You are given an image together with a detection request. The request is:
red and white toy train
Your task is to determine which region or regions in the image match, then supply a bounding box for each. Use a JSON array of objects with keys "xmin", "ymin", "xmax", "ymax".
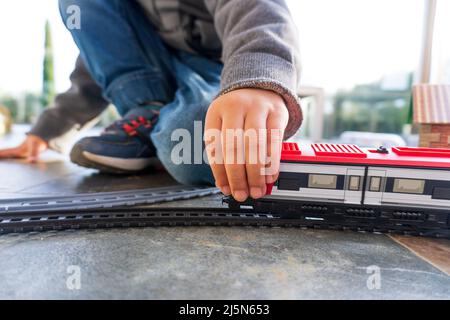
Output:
[{"xmin": 225, "ymin": 142, "xmax": 450, "ymax": 235}]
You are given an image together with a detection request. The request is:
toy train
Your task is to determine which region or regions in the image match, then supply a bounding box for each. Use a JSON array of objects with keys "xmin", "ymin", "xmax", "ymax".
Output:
[{"xmin": 224, "ymin": 142, "xmax": 450, "ymax": 236}]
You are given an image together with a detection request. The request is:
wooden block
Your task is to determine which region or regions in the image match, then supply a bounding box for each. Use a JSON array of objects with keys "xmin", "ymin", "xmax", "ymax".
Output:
[
  {"xmin": 430, "ymin": 139, "xmax": 450, "ymax": 148},
  {"xmin": 431, "ymin": 125, "xmax": 446, "ymax": 133},
  {"xmin": 430, "ymin": 124, "xmax": 450, "ymax": 134},
  {"xmin": 420, "ymin": 133, "xmax": 441, "ymax": 146},
  {"xmin": 431, "ymin": 142, "xmax": 447, "ymax": 148},
  {"xmin": 390, "ymin": 235, "xmax": 450, "ymax": 276},
  {"xmin": 420, "ymin": 124, "xmax": 432, "ymax": 134}
]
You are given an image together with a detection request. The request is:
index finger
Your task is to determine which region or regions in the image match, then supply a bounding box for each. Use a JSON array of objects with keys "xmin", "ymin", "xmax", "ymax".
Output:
[
  {"xmin": 205, "ymin": 110, "xmax": 230, "ymax": 195},
  {"xmin": 265, "ymin": 112, "xmax": 287, "ymax": 183}
]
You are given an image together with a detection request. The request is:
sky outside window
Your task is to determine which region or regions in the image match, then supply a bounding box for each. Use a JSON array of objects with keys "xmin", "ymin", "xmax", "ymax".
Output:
[
  {"xmin": 0, "ymin": 0, "xmax": 435, "ymax": 96},
  {"xmin": 286, "ymin": 0, "xmax": 424, "ymax": 93},
  {"xmin": 430, "ymin": 0, "xmax": 450, "ymax": 83}
]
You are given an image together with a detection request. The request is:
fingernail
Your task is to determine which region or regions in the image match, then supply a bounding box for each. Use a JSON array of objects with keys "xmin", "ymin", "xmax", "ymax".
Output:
[
  {"xmin": 233, "ymin": 190, "xmax": 248, "ymax": 202},
  {"xmin": 221, "ymin": 186, "xmax": 231, "ymax": 195},
  {"xmin": 250, "ymin": 187, "xmax": 263, "ymax": 199},
  {"xmin": 266, "ymin": 175, "xmax": 277, "ymax": 184}
]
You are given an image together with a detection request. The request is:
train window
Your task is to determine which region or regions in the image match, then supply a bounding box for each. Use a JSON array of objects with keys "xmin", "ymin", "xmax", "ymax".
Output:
[
  {"xmin": 348, "ymin": 176, "xmax": 361, "ymax": 191},
  {"xmin": 432, "ymin": 187, "xmax": 450, "ymax": 200},
  {"xmin": 369, "ymin": 177, "xmax": 382, "ymax": 192},
  {"xmin": 308, "ymin": 174, "xmax": 337, "ymax": 189},
  {"xmin": 393, "ymin": 179, "xmax": 425, "ymax": 194},
  {"xmin": 278, "ymin": 179, "xmax": 300, "ymax": 191}
]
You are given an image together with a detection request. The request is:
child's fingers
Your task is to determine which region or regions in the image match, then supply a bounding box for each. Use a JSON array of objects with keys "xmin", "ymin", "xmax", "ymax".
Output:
[
  {"xmin": 244, "ymin": 112, "xmax": 267, "ymax": 199},
  {"xmin": 204, "ymin": 112, "xmax": 230, "ymax": 195},
  {"xmin": 222, "ymin": 116, "xmax": 248, "ymax": 202},
  {"xmin": 27, "ymin": 141, "xmax": 41, "ymax": 163},
  {"xmin": 208, "ymin": 146, "xmax": 230, "ymax": 195},
  {"xmin": 0, "ymin": 147, "xmax": 22, "ymax": 159},
  {"xmin": 265, "ymin": 112, "xmax": 287, "ymax": 184}
]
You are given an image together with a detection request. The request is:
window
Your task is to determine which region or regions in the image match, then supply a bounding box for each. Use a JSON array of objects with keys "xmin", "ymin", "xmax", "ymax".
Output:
[
  {"xmin": 431, "ymin": 0, "xmax": 450, "ymax": 83},
  {"xmin": 285, "ymin": 0, "xmax": 424, "ymax": 141},
  {"xmin": 369, "ymin": 177, "xmax": 382, "ymax": 192},
  {"xmin": 393, "ymin": 179, "xmax": 425, "ymax": 194},
  {"xmin": 348, "ymin": 176, "xmax": 361, "ymax": 191},
  {"xmin": 278, "ymin": 179, "xmax": 300, "ymax": 191},
  {"xmin": 432, "ymin": 187, "xmax": 450, "ymax": 200},
  {"xmin": 308, "ymin": 174, "xmax": 337, "ymax": 189}
]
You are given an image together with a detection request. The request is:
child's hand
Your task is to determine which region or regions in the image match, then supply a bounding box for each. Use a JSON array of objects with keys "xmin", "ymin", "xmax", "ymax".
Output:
[
  {"xmin": 0, "ymin": 135, "xmax": 48, "ymax": 163},
  {"xmin": 205, "ymin": 88, "xmax": 288, "ymax": 202}
]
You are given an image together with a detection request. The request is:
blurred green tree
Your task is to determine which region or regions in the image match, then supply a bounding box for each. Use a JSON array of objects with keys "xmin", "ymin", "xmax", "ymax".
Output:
[
  {"xmin": 41, "ymin": 20, "xmax": 55, "ymax": 108},
  {"xmin": 25, "ymin": 93, "xmax": 42, "ymax": 123},
  {"xmin": 0, "ymin": 96, "xmax": 19, "ymax": 120}
]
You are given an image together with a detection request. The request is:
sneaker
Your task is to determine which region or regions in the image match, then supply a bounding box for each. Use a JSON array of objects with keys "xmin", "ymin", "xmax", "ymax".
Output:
[{"xmin": 70, "ymin": 109, "xmax": 160, "ymax": 174}]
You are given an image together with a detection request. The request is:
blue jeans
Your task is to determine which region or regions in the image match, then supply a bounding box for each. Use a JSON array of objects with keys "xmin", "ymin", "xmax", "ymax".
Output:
[{"xmin": 59, "ymin": 0, "xmax": 222, "ymax": 185}]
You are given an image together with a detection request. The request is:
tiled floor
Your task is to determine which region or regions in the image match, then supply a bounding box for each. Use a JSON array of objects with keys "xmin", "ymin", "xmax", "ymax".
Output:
[{"xmin": 0, "ymin": 129, "xmax": 449, "ymax": 299}]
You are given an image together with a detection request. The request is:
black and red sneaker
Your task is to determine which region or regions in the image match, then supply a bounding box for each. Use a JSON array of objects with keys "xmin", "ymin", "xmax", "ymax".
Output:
[{"xmin": 70, "ymin": 109, "xmax": 161, "ymax": 174}]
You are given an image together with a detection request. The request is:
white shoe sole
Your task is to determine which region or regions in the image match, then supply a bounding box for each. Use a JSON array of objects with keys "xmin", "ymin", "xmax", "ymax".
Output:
[{"xmin": 83, "ymin": 151, "xmax": 158, "ymax": 171}]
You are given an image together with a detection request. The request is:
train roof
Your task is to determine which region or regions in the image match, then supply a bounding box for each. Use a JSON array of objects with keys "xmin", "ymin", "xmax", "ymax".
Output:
[{"xmin": 281, "ymin": 143, "xmax": 450, "ymax": 169}]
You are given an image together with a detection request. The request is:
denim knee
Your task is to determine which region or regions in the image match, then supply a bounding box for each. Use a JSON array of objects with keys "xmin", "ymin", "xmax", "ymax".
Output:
[
  {"xmin": 159, "ymin": 160, "xmax": 214, "ymax": 186},
  {"xmin": 151, "ymin": 106, "xmax": 215, "ymax": 186}
]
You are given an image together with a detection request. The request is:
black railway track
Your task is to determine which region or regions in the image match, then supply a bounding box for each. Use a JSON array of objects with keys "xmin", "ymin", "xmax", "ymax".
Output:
[
  {"xmin": 0, "ymin": 186, "xmax": 448, "ymax": 238},
  {"xmin": 1, "ymin": 206, "xmax": 449, "ymax": 238},
  {"xmin": 0, "ymin": 185, "xmax": 220, "ymax": 214}
]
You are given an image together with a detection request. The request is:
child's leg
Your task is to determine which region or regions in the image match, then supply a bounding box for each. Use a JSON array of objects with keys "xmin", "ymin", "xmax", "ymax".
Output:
[
  {"xmin": 58, "ymin": 0, "xmax": 177, "ymax": 173},
  {"xmin": 59, "ymin": 0, "xmax": 222, "ymax": 183},
  {"xmin": 151, "ymin": 52, "xmax": 223, "ymax": 185},
  {"xmin": 58, "ymin": 0, "xmax": 175, "ymax": 115}
]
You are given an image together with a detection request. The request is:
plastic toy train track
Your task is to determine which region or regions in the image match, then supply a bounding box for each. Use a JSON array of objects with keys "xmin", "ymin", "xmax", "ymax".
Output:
[
  {"xmin": 0, "ymin": 185, "xmax": 220, "ymax": 214},
  {"xmin": 0, "ymin": 185, "xmax": 448, "ymax": 238},
  {"xmin": 1, "ymin": 205, "xmax": 449, "ymax": 238}
]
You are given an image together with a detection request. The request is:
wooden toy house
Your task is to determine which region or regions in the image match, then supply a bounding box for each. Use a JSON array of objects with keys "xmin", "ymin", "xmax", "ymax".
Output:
[{"xmin": 413, "ymin": 84, "xmax": 450, "ymax": 148}]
